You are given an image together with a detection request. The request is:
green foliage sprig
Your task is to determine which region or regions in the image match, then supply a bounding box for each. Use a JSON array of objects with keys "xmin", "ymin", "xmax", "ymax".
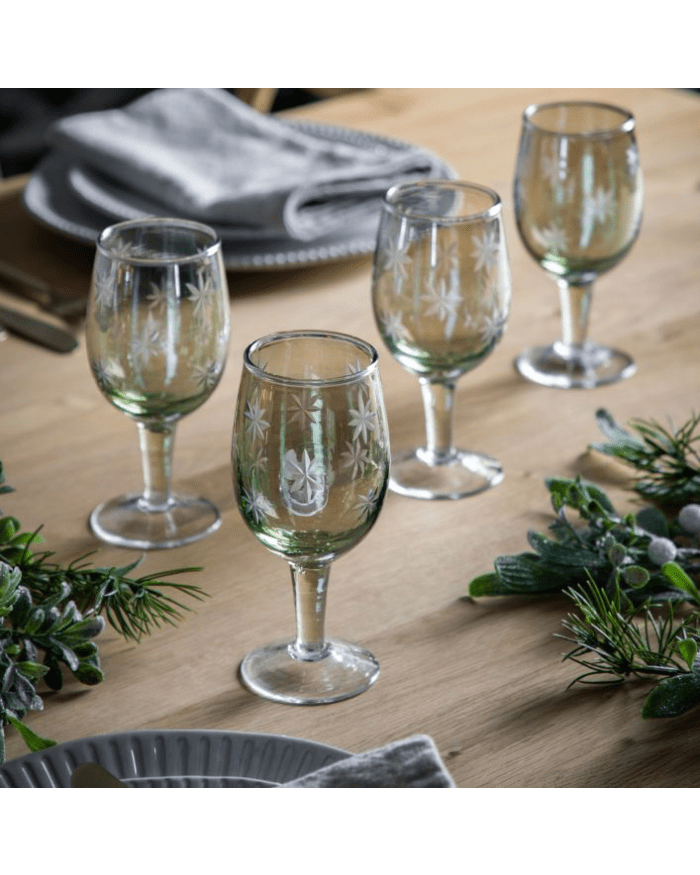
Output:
[
  {"xmin": 0, "ymin": 460, "xmax": 207, "ymax": 763},
  {"xmin": 467, "ymin": 417, "xmax": 700, "ymax": 720},
  {"xmin": 591, "ymin": 408, "xmax": 700, "ymax": 505}
]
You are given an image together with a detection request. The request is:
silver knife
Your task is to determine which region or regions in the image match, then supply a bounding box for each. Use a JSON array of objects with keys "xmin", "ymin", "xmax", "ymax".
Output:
[
  {"xmin": 0, "ymin": 303, "xmax": 78, "ymax": 352},
  {"xmin": 0, "ymin": 260, "xmax": 86, "ymax": 317}
]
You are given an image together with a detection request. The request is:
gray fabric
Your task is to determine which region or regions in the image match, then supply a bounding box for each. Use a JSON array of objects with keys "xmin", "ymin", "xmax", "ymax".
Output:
[
  {"xmin": 282, "ymin": 734, "xmax": 455, "ymax": 787},
  {"xmin": 48, "ymin": 88, "xmax": 453, "ymax": 242}
]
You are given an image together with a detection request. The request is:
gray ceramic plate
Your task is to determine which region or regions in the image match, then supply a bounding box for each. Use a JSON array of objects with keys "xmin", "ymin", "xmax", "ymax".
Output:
[
  {"xmin": 0, "ymin": 729, "xmax": 349, "ymax": 788},
  {"xmin": 23, "ymin": 121, "xmax": 455, "ymax": 271}
]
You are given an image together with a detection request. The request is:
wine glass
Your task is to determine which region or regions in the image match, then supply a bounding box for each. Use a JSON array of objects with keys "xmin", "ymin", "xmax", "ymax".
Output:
[
  {"xmin": 231, "ymin": 330, "xmax": 390, "ymax": 704},
  {"xmin": 513, "ymin": 100, "xmax": 644, "ymax": 389},
  {"xmin": 86, "ymin": 217, "xmax": 231, "ymax": 549},
  {"xmin": 371, "ymin": 180, "xmax": 511, "ymax": 500}
]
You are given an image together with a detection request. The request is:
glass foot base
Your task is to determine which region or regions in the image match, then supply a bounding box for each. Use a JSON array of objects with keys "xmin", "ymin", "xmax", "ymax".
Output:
[
  {"xmin": 389, "ymin": 447, "xmax": 503, "ymax": 500},
  {"xmin": 515, "ymin": 341, "xmax": 636, "ymax": 389},
  {"xmin": 239, "ymin": 638, "xmax": 380, "ymax": 705},
  {"xmin": 89, "ymin": 492, "xmax": 221, "ymax": 550}
]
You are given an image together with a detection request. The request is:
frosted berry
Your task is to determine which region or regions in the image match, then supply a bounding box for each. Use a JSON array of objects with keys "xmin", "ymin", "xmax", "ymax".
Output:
[
  {"xmin": 647, "ymin": 537, "xmax": 677, "ymax": 566},
  {"xmin": 678, "ymin": 504, "xmax": 700, "ymax": 534}
]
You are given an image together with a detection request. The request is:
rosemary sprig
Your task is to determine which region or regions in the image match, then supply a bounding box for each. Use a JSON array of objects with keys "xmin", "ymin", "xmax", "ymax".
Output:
[{"xmin": 0, "ymin": 460, "xmax": 208, "ymax": 761}]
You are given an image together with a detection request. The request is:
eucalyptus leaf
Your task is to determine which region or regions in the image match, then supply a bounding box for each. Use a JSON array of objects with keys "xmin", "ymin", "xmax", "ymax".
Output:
[{"xmin": 642, "ymin": 670, "xmax": 700, "ymax": 718}]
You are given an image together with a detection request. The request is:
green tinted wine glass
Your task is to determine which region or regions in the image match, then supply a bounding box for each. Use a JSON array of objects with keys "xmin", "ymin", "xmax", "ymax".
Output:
[
  {"xmin": 86, "ymin": 218, "xmax": 230, "ymax": 549},
  {"xmin": 232, "ymin": 330, "xmax": 390, "ymax": 704},
  {"xmin": 372, "ymin": 180, "xmax": 511, "ymax": 500},
  {"xmin": 513, "ymin": 101, "xmax": 644, "ymax": 388}
]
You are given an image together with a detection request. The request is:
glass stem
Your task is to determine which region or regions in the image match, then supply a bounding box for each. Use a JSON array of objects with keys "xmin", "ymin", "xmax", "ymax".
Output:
[
  {"xmin": 419, "ymin": 377, "xmax": 456, "ymax": 464},
  {"xmin": 558, "ymin": 279, "xmax": 593, "ymax": 350},
  {"xmin": 289, "ymin": 562, "xmax": 330, "ymax": 661},
  {"xmin": 137, "ymin": 421, "xmax": 176, "ymax": 511}
]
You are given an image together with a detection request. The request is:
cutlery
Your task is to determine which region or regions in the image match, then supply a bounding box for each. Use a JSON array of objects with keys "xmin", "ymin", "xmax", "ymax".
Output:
[
  {"xmin": 0, "ymin": 260, "xmax": 86, "ymax": 318},
  {"xmin": 71, "ymin": 762, "xmax": 127, "ymax": 788},
  {"xmin": 0, "ymin": 303, "xmax": 78, "ymax": 352}
]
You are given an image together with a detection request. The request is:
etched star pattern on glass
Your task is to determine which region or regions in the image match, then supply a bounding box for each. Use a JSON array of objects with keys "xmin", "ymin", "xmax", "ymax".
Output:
[
  {"xmin": 513, "ymin": 101, "xmax": 644, "ymax": 388},
  {"xmin": 371, "ymin": 180, "xmax": 511, "ymax": 500},
  {"xmin": 85, "ymin": 218, "xmax": 230, "ymax": 549},
  {"xmin": 231, "ymin": 331, "xmax": 390, "ymax": 705}
]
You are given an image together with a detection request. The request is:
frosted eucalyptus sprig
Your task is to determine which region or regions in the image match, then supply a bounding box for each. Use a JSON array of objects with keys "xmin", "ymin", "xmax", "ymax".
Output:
[
  {"xmin": 0, "ymin": 460, "xmax": 207, "ymax": 762},
  {"xmin": 467, "ymin": 474, "xmax": 700, "ymax": 718}
]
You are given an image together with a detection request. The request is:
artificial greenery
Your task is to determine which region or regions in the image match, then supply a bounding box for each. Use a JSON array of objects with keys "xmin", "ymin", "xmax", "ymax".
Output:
[
  {"xmin": 0, "ymin": 460, "xmax": 206, "ymax": 763},
  {"xmin": 592, "ymin": 408, "xmax": 700, "ymax": 506},
  {"xmin": 467, "ymin": 410, "xmax": 700, "ymax": 720}
]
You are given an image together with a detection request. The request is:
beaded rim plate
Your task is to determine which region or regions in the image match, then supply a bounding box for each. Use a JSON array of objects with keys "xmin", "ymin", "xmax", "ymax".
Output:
[{"xmin": 0, "ymin": 728, "xmax": 349, "ymax": 787}]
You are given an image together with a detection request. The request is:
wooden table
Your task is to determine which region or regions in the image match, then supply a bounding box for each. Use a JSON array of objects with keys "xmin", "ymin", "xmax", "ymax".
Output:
[{"xmin": 1, "ymin": 88, "xmax": 699, "ymax": 786}]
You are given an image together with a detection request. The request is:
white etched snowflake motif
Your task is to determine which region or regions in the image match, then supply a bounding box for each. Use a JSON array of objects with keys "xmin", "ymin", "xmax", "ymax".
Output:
[
  {"xmin": 283, "ymin": 449, "xmax": 323, "ymax": 504},
  {"xmin": 93, "ymin": 266, "xmax": 118, "ymax": 311},
  {"xmin": 146, "ymin": 280, "xmax": 170, "ymax": 312},
  {"xmin": 421, "ymin": 277, "xmax": 462, "ymax": 339},
  {"xmin": 340, "ymin": 440, "xmax": 371, "ymax": 478},
  {"xmin": 354, "ymin": 487, "xmax": 381, "ymax": 523},
  {"xmin": 582, "ymin": 186, "xmax": 615, "ymax": 227},
  {"xmin": 433, "ymin": 234, "xmax": 460, "ymax": 272},
  {"xmin": 479, "ymin": 311, "xmax": 507, "ymax": 347},
  {"xmin": 131, "ymin": 314, "xmax": 164, "ymax": 365},
  {"xmin": 244, "ymin": 399, "xmax": 270, "ymax": 441},
  {"xmin": 471, "ymin": 226, "xmax": 499, "ymax": 272},
  {"xmin": 540, "ymin": 147, "xmax": 564, "ymax": 186},
  {"xmin": 241, "ymin": 487, "xmax": 277, "ymax": 524},
  {"xmin": 626, "ymin": 145, "xmax": 639, "ymax": 177},
  {"xmin": 535, "ymin": 223, "xmax": 568, "ymax": 255},
  {"xmin": 379, "ymin": 310, "xmax": 412, "ymax": 345},
  {"xmin": 91, "ymin": 358, "xmax": 118, "ymax": 391},
  {"xmin": 192, "ymin": 361, "xmax": 220, "ymax": 391},
  {"xmin": 249, "ymin": 446, "xmax": 268, "ymax": 474},
  {"xmin": 348, "ymin": 395, "xmax": 377, "ymax": 443},
  {"xmin": 381, "ymin": 237, "xmax": 412, "ymax": 286},
  {"xmin": 289, "ymin": 391, "xmax": 321, "ymax": 426},
  {"xmin": 185, "ymin": 270, "xmax": 218, "ymax": 321}
]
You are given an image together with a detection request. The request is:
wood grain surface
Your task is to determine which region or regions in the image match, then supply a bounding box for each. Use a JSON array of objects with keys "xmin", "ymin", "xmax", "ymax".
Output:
[{"xmin": 1, "ymin": 88, "xmax": 699, "ymax": 786}]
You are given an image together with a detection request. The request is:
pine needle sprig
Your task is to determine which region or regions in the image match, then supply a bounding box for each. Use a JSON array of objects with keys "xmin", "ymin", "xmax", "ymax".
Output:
[
  {"xmin": 591, "ymin": 408, "xmax": 700, "ymax": 505},
  {"xmin": 0, "ymin": 460, "xmax": 209, "ymax": 760},
  {"xmin": 556, "ymin": 579, "xmax": 699, "ymax": 686}
]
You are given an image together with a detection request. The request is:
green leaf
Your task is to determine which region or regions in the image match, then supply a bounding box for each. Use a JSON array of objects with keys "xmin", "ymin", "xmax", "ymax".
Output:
[
  {"xmin": 494, "ymin": 553, "xmax": 573, "ymax": 595},
  {"xmin": 622, "ymin": 565, "xmax": 651, "ymax": 588},
  {"xmin": 468, "ymin": 572, "xmax": 510, "ymax": 597},
  {"xmin": 635, "ymin": 507, "xmax": 670, "ymax": 538},
  {"xmin": 5, "ymin": 714, "xmax": 56, "ymax": 752},
  {"xmin": 0, "ymin": 516, "xmax": 20, "ymax": 544},
  {"xmin": 526, "ymin": 531, "xmax": 607, "ymax": 568},
  {"xmin": 676, "ymin": 639, "xmax": 698, "ymax": 671},
  {"xmin": 642, "ymin": 670, "xmax": 700, "ymax": 718},
  {"xmin": 661, "ymin": 562, "xmax": 700, "ymax": 603}
]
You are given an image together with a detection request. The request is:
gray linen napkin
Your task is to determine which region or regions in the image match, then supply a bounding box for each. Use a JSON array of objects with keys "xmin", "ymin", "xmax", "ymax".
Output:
[
  {"xmin": 48, "ymin": 88, "xmax": 454, "ymax": 242},
  {"xmin": 282, "ymin": 735, "xmax": 455, "ymax": 787}
]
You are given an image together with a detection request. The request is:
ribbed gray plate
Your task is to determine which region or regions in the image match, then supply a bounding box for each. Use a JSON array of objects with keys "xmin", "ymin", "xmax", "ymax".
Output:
[{"xmin": 0, "ymin": 729, "xmax": 349, "ymax": 788}]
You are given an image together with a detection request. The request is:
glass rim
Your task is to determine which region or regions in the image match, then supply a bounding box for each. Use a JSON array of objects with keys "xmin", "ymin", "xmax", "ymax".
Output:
[
  {"xmin": 383, "ymin": 179, "xmax": 502, "ymax": 224},
  {"xmin": 243, "ymin": 330, "xmax": 380, "ymax": 388},
  {"xmin": 96, "ymin": 217, "xmax": 222, "ymax": 264},
  {"xmin": 522, "ymin": 100, "xmax": 635, "ymax": 137}
]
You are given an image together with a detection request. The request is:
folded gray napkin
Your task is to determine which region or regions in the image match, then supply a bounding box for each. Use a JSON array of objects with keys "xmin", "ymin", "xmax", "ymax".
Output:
[
  {"xmin": 282, "ymin": 734, "xmax": 455, "ymax": 787},
  {"xmin": 48, "ymin": 88, "xmax": 454, "ymax": 242}
]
